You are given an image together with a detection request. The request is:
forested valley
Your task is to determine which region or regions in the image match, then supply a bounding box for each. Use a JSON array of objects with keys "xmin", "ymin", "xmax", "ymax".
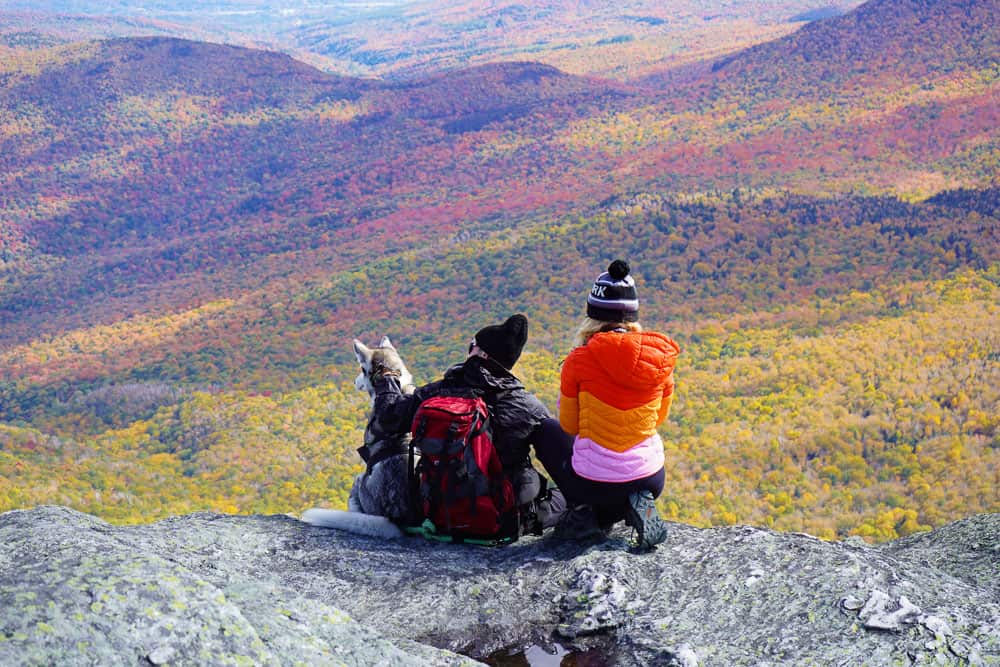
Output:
[{"xmin": 2, "ymin": 0, "xmax": 997, "ymax": 540}]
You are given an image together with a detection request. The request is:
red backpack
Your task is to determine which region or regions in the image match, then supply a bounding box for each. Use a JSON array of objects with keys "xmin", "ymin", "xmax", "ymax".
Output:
[{"xmin": 407, "ymin": 394, "xmax": 518, "ymax": 544}]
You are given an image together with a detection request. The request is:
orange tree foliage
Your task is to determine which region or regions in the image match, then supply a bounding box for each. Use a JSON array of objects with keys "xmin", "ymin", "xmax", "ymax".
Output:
[
  {"xmin": 661, "ymin": 272, "xmax": 999, "ymax": 541},
  {"xmin": 1, "ymin": 380, "xmax": 370, "ymax": 523},
  {"xmin": 2, "ymin": 25, "xmax": 996, "ymax": 353},
  {"xmin": 2, "ymin": 15, "xmax": 999, "ymax": 538},
  {"xmin": 2, "ymin": 271, "xmax": 996, "ymax": 539},
  {"xmin": 1, "ymin": 1, "xmax": 866, "ymax": 82}
]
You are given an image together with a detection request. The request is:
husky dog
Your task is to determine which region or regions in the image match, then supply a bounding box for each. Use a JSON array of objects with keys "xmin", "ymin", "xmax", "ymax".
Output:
[
  {"xmin": 302, "ymin": 336, "xmax": 415, "ymax": 539},
  {"xmin": 352, "ymin": 336, "xmax": 415, "ymax": 403}
]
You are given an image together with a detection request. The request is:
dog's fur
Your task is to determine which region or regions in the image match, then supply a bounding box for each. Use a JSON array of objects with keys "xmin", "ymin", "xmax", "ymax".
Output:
[
  {"xmin": 300, "ymin": 507, "xmax": 404, "ymax": 539},
  {"xmin": 301, "ymin": 336, "xmax": 416, "ymax": 538},
  {"xmin": 352, "ymin": 336, "xmax": 415, "ymax": 402}
]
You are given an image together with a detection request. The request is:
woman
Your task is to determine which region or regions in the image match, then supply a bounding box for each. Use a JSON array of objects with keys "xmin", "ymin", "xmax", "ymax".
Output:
[{"xmin": 533, "ymin": 259, "xmax": 680, "ymax": 549}]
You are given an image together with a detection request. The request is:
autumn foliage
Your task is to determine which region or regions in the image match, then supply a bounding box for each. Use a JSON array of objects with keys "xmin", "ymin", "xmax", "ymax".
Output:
[{"xmin": 1, "ymin": 0, "xmax": 998, "ymax": 540}]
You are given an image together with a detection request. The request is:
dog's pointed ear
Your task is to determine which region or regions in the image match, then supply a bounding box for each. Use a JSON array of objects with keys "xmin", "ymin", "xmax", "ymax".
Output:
[
  {"xmin": 353, "ymin": 339, "xmax": 372, "ymax": 364},
  {"xmin": 379, "ymin": 336, "xmax": 395, "ymax": 350}
]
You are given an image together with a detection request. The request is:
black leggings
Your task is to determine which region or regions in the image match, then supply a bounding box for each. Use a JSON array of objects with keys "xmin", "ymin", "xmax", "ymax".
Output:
[{"xmin": 531, "ymin": 418, "xmax": 665, "ymax": 526}]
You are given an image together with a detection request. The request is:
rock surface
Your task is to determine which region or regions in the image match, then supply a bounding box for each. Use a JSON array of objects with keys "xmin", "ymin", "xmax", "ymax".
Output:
[{"xmin": 1, "ymin": 506, "xmax": 997, "ymax": 666}]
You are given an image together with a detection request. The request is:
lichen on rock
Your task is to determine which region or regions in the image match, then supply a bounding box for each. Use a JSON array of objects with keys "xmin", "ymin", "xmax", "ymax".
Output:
[{"xmin": 1, "ymin": 506, "xmax": 997, "ymax": 666}]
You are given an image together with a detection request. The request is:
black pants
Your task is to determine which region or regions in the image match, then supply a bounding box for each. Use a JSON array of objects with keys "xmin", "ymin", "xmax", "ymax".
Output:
[
  {"xmin": 531, "ymin": 418, "xmax": 665, "ymax": 527},
  {"xmin": 509, "ymin": 464, "xmax": 566, "ymax": 530}
]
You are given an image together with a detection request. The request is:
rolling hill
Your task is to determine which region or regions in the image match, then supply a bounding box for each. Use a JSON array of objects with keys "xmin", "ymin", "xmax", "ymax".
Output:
[
  {"xmin": 6, "ymin": 0, "xmax": 867, "ymax": 80},
  {"xmin": 1, "ymin": 0, "xmax": 998, "ymax": 538},
  {"xmin": 3, "ymin": 0, "xmax": 996, "ymax": 344}
]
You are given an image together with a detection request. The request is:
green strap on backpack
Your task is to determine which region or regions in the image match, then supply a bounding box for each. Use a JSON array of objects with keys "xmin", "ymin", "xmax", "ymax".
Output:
[{"xmin": 403, "ymin": 519, "xmax": 517, "ymax": 547}]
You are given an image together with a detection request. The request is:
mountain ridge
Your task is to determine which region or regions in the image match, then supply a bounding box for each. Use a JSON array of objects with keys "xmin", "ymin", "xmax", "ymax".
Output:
[
  {"xmin": 2, "ymin": 0, "xmax": 869, "ymax": 81},
  {"xmin": 708, "ymin": 0, "xmax": 1000, "ymax": 91}
]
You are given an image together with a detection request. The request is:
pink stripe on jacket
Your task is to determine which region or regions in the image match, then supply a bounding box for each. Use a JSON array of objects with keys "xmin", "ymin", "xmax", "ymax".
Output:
[{"xmin": 571, "ymin": 432, "xmax": 665, "ymax": 482}]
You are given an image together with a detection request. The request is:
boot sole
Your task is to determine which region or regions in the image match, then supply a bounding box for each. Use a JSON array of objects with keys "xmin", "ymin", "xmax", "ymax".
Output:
[{"xmin": 627, "ymin": 492, "xmax": 668, "ymax": 549}]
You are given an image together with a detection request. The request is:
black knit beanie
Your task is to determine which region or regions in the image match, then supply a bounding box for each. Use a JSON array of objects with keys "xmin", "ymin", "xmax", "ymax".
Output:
[
  {"xmin": 586, "ymin": 259, "xmax": 639, "ymax": 322},
  {"xmin": 474, "ymin": 314, "xmax": 529, "ymax": 370}
]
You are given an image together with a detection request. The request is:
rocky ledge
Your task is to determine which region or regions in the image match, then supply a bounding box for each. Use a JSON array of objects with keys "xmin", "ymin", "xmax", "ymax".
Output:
[{"xmin": 1, "ymin": 506, "xmax": 997, "ymax": 666}]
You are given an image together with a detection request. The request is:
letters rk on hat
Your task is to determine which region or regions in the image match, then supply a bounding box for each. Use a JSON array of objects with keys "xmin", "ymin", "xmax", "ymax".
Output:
[
  {"xmin": 474, "ymin": 314, "xmax": 529, "ymax": 370},
  {"xmin": 587, "ymin": 259, "xmax": 639, "ymax": 322}
]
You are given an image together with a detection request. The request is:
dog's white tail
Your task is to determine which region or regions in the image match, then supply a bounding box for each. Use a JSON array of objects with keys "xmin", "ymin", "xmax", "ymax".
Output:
[{"xmin": 300, "ymin": 508, "xmax": 405, "ymax": 539}]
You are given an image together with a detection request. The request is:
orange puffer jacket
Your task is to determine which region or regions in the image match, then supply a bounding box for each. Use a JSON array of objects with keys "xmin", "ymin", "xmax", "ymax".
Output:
[{"xmin": 559, "ymin": 329, "xmax": 680, "ymax": 482}]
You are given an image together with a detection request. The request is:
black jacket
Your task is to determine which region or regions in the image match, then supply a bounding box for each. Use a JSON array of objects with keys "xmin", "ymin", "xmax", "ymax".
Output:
[{"xmin": 371, "ymin": 356, "xmax": 551, "ymax": 500}]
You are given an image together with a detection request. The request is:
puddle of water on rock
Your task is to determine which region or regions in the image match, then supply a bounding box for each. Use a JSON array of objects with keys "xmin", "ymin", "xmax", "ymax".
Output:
[{"xmin": 484, "ymin": 642, "xmax": 614, "ymax": 667}]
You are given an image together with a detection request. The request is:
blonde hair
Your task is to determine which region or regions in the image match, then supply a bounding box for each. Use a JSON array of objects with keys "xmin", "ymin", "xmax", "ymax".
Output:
[{"xmin": 572, "ymin": 317, "xmax": 642, "ymax": 348}]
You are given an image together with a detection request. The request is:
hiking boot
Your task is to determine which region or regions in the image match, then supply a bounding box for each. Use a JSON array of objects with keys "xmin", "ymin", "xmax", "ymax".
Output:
[
  {"xmin": 625, "ymin": 491, "xmax": 668, "ymax": 550},
  {"xmin": 551, "ymin": 504, "xmax": 608, "ymax": 541}
]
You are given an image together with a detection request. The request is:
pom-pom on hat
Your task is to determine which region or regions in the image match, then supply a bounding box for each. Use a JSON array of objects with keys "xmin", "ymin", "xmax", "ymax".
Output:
[
  {"xmin": 474, "ymin": 314, "xmax": 529, "ymax": 370},
  {"xmin": 586, "ymin": 259, "xmax": 639, "ymax": 323}
]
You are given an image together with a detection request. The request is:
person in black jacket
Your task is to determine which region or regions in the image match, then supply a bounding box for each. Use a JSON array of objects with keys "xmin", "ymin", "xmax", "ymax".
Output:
[{"xmin": 369, "ymin": 314, "xmax": 565, "ymax": 534}]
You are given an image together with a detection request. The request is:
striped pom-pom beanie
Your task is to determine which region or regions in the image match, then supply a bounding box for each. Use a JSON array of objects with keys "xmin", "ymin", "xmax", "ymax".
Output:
[{"xmin": 586, "ymin": 259, "xmax": 639, "ymax": 322}]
